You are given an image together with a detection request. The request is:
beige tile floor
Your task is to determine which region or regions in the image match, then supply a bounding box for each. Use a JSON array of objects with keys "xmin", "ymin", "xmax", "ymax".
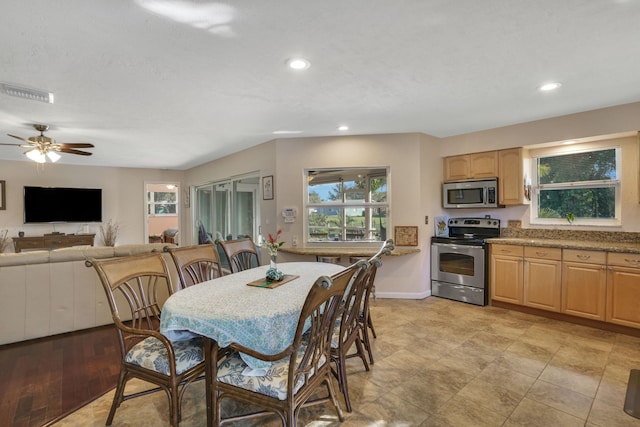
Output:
[{"xmin": 56, "ymin": 297, "xmax": 640, "ymax": 426}]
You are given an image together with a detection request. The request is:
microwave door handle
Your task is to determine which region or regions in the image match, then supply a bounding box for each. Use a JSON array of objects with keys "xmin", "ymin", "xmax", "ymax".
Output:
[{"xmin": 483, "ymin": 186, "xmax": 487, "ymax": 204}]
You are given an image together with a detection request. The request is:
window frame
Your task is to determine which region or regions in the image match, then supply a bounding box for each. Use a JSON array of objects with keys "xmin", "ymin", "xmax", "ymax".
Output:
[
  {"xmin": 304, "ymin": 167, "xmax": 390, "ymax": 245},
  {"xmin": 147, "ymin": 190, "xmax": 178, "ymax": 216},
  {"xmin": 530, "ymin": 144, "xmax": 621, "ymax": 227}
]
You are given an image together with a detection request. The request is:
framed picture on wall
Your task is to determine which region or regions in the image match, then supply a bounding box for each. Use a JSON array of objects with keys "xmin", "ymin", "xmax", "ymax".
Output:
[
  {"xmin": 394, "ymin": 225, "xmax": 418, "ymax": 246},
  {"xmin": 0, "ymin": 180, "xmax": 5, "ymax": 210},
  {"xmin": 262, "ymin": 175, "xmax": 274, "ymax": 200}
]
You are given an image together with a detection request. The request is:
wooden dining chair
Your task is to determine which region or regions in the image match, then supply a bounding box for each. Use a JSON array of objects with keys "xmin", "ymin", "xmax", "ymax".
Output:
[
  {"xmin": 89, "ymin": 252, "xmax": 205, "ymax": 427},
  {"xmin": 359, "ymin": 239, "xmax": 394, "ymax": 364},
  {"xmin": 330, "ymin": 260, "xmax": 371, "ymax": 412},
  {"xmin": 208, "ymin": 263, "xmax": 362, "ymax": 426},
  {"xmin": 165, "ymin": 243, "xmax": 224, "ymax": 289},
  {"xmin": 216, "ymin": 237, "xmax": 260, "ymax": 273}
]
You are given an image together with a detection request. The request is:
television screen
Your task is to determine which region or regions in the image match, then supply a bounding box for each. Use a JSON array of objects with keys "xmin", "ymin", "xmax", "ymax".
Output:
[{"xmin": 24, "ymin": 186, "xmax": 102, "ymax": 223}]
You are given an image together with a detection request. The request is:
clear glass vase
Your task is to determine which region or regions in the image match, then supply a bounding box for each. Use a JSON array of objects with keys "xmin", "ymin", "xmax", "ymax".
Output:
[{"xmin": 266, "ymin": 249, "xmax": 284, "ymax": 281}]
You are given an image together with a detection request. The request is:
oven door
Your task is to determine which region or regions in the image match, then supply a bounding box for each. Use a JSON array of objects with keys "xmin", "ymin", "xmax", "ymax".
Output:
[{"xmin": 431, "ymin": 242, "xmax": 485, "ymax": 288}]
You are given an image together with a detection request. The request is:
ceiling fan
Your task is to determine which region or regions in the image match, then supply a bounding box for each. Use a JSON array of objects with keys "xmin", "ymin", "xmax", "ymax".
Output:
[{"xmin": 1, "ymin": 124, "xmax": 94, "ymax": 163}]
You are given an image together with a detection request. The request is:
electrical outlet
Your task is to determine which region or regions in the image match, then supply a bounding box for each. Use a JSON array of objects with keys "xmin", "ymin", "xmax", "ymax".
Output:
[
  {"xmin": 507, "ymin": 220, "xmax": 522, "ymax": 228},
  {"xmin": 425, "ymin": 215, "xmax": 429, "ymax": 225}
]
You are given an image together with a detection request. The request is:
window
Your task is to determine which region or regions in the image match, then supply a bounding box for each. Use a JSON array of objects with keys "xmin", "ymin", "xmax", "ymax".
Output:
[
  {"xmin": 531, "ymin": 146, "xmax": 620, "ymax": 225},
  {"xmin": 306, "ymin": 168, "xmax": 389, "ymax": 242},
  {"xmin": 148, "ymin": 190, "xmax": 177, "ymax": 215},
  {"xmin": 194, "ymin": 175, "xmax": 259, "ymax": 245}
]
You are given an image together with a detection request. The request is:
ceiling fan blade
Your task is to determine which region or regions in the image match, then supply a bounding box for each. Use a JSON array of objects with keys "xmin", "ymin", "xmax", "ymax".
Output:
[
  {"xmin": 59, "ymin": 147, "xmax": 93, "ymax": 156},
  {"xmin": 58, "ymin": 143, "xmax": 95, "ymax": 148},
  {"xmin": 8, "ymin": 134, "xmax": 33, "ymax": 143},
  {"xmin": 0, "ymin": 142, "xmax": 24, "ymax": 147}
]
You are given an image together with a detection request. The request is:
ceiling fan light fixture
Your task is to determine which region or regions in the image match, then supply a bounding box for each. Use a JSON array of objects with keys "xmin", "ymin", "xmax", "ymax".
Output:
[
  {"xmin": 26, "ymin": 148, "xmax": 46, "ymax": 163},
  {"xmin": 1, "ymin": 83, "xmax": 54, "ymax": 103},
  {"xmin": 46, "ymin": 151, "xmax": 61, "ymax": 162}
]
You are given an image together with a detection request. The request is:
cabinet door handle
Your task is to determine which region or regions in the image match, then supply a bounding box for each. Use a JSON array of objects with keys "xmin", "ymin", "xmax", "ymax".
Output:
[
  {"xmin": 624, "ymin": 258, "xmax": 640, "ymax": 265},
  {"xmin": 577, "ymin": 254, "xmax": 591, "ymax": 260},
  {"xmin": 536, "ymin": 251, "xmax": 548, "ymax": 256}
]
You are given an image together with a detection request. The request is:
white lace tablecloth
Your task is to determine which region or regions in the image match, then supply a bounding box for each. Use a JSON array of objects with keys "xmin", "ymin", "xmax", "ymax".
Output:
[{"xmin": 160, "ymin": 262, "xmax": 344, "ymax": 372}]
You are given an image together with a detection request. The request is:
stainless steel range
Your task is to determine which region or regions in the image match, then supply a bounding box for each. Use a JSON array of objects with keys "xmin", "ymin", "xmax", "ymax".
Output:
[{"xmin": 431, "ymin": 217, "xmax": 500, "ymax": 306}]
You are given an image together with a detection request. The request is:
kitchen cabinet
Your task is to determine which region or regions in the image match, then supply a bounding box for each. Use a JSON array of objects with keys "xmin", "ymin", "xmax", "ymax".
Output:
[
  {"xmin": 606, "ymin": 252, "xmax": 640, "ymax": 328},
  {"xmin": 490, "ymin": 244, "xmax": 523, "ymax": 304},
  {"xmin": 561, "ymin": 249, "xmax": 607, "ymax": 321},
  {"xmin": 523, "ymin": 246, "xmax": 562, "ymax": 312},
  {"xmin": 498, "ymin": 148, "xmax": 530, "ymax": 206},
  {"xmin": 444, "ymin": 151, "xmax": 498, "ymax": 181}
]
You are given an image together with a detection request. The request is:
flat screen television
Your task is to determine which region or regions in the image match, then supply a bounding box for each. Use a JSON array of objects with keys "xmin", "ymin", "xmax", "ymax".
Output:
[{"xmin": 24, "ymin": 186, "xmax": 103, "ymax": 223}]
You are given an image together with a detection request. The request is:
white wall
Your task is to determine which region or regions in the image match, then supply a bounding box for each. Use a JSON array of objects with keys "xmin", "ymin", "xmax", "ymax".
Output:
[
  {"xmin": 2, "ymin": 102, "xmax": 639, "ymax": 299},
  {"xmin": 439, "ymin": 102, "xmax": 640, "ymax": 232},
  {"xmin": 271, "ymin": 133, "xmax": 436, "ymax": 298},
  {"xmin": 0, "ymin": 160, "xmax": 184, "ymax": 249}
]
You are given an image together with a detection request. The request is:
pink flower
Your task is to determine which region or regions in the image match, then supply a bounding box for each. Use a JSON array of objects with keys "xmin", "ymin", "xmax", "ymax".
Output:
[{"xmin": 266, "ymin": 229, "xmax": 284, "ymax": 251}]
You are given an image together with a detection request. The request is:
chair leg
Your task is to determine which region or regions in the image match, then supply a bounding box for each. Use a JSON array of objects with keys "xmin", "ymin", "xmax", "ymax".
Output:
[
  {"xmin": 336, "ymin": 351, "xmax": 354, "ymax": 412},
  {"xmin": 354, "ymin": 336, "xmax": 370, "ymax": 372},
  {"xmin": 169, "ymin": 383, "xmax": 180, "ymax": 427},
  {"xmin": 106, "ymin": 369, "xmax": 128, "ymax": 425},
  {"xmin": 326, "ymin": 377, "xmax": 345, "ymax": 421},
  {"xmin": 360, "ymin": 317, "xmax": 375, "ymax": 365},
  {"xmin": 367, "ymin": 312, "xmax": 377, "ymax": 338}
]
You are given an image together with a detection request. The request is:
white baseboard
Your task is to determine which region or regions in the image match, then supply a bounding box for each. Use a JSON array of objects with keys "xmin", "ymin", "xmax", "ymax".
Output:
[{"xmin": 376, "ymin": 290, "xmax": 431, "ymax": 299}]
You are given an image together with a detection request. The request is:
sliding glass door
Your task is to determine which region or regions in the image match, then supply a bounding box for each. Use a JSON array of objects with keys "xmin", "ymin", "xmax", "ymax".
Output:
[{"xmin": 195, "ymin": 175, "xmax": 259, "ymax": 245}]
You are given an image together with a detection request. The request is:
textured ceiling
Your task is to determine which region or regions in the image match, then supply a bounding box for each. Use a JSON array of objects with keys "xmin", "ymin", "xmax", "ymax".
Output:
[{"xmin": 1, "ymin": 0, "xmax": 639, "ymax": 169}]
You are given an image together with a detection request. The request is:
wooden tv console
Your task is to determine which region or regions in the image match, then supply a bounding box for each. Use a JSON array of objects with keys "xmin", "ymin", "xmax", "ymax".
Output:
[{"xmin": 12, "ymin": 234, "xmax": 96, "ymax": 253}]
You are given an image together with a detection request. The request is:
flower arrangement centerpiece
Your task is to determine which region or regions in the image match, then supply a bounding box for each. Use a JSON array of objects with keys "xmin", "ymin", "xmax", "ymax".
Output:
[{"xmin": 265, "ymin": 229, "xmax": 285, "ymax": 281}]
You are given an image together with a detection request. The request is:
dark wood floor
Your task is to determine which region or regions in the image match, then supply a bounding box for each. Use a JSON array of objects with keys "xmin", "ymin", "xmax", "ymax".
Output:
[{"xmin": 0, "ymin": 326, "xmax": 120, "ymax": 427}]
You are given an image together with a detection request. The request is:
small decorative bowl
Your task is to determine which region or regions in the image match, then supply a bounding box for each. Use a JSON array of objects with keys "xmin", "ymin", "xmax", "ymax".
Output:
[{"xmin": 266, "ymin": 268, "xmax": 285, "ymax": 281}]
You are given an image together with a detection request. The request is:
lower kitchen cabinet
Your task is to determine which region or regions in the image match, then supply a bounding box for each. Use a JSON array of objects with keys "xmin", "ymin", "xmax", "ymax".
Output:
[
  {"xmin": 523, "ymin": 247, "xmax": 562, "ymax": 312},
  {"xmin": 490, "ymin": 244, "xmax": 523, "ymax": 304},
  {"xmin": 561, "ymin": 249, "xmax": 607, "ymax": 321},
  {"xmin": 490, "ymin": 243, "xmax": 640, "ymax": 330},
  {"xmin": 606, "ymin": 252, "xmax": 640, "ymax": 328}
]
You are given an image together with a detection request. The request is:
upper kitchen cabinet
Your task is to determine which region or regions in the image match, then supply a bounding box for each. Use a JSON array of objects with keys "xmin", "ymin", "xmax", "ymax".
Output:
[
  {"xmin": 498, "ymin": 148, "xmax": 530, "ymax": 206},
  {"xmin": 443, "ymin": 151, "xmax": 499, "ymax": 181}
]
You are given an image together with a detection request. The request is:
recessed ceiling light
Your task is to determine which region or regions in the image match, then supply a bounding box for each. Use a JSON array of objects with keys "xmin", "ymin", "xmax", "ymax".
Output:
[
  {"xmin": 539, "ymin": 82, "xmax": 562, "ymax": 92},
  {"xmin": 272, "ymin": 130, "xmax": 303, "ymax": 135},
  {"xmin": 286, "ymin": 58, "xmax": 310, "ymax": 70},
  {"xmin": 338, "ymin": 125, "xmax": 349, "ymax": 131}
]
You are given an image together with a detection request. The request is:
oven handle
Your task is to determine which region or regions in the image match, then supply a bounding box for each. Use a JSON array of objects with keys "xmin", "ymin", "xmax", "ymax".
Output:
[{"xmin": 431, "ymin": 242, "xmax": 484, "ymax": 250}]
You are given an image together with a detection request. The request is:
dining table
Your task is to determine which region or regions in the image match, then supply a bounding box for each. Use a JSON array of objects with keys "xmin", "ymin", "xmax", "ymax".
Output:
[
  {"xmin": 160, "ymin": 261, "xmax": 345, "ymax": 371},
  {"xmin": 160, "ymin": 261, "xmax": 345, "ymax": 426}
]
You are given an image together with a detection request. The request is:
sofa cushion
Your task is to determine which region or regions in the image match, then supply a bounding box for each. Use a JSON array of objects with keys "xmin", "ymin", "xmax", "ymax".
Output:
[
  {"xmin": 49, "ymin": 246, "xmax": 115, "ymax": 262},
  {"xmin": 114, "ymin": 243, "xmax": 175, "ymax": 257},
  {"xmin": 0, "ymin": 251, "xmax": 50, "ymax": 267}
]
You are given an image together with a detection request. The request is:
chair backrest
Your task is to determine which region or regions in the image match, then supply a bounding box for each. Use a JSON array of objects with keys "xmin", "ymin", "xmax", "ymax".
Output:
[
  {"xmin": 335, "ymin": 261, "xmax": 370, "ymax": 349},
  {"xmin": 216, "ymin": 237, "xmax": 260, "ymax": 273},
  {"xmin": 286, "ymin": 264, "xmax": 361, "ymax": 393},
  {"xmin": 166, "ymin": 243, "xmax": 223, "ymax": 289},
  {"xmin": 360, "ymin": 239, "xmax": 394, "ymax": 309},
  {"xmin": 89, "ymin": 252, "xmax": 174, "ymax": 357}
]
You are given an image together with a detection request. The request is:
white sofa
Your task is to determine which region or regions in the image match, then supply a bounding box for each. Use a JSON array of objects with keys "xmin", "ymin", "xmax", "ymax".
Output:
[{"xmin": 0, "ymin": 243, "xmax": 179, "ymax": 345}]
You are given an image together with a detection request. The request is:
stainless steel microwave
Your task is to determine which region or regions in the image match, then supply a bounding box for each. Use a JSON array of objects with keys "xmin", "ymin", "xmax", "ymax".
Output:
[{"xmin": 442, "ymin": 179, "xmax": 500, "ymax": 208}]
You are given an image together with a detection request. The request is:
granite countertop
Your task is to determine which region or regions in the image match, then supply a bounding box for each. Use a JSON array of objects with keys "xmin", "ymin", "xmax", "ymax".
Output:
[
  {"xmin": 279, "ymin": 246, "xmax": 420, "ymax": 257},
  {"xmin": 486, "ymin": 237, "xmax": 640, "ymax": 254}
]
